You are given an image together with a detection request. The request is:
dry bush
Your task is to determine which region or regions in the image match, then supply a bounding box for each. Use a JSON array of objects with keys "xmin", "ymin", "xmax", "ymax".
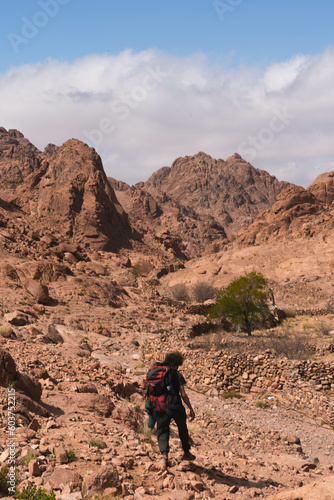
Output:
[
  {"xmin": 267, "ymin": 332, "xmax": 315, "ymax": 360},
  {"xmin": 192, "ymin": 281, "xmax": 216, "ymax": 303},
  {"xmin": 170, "ymin": 283, "xmax": 190, "ymax": 302}
]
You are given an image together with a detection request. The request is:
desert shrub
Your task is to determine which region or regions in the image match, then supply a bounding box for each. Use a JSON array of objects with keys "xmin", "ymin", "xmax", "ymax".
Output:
[
  {"xmin": 317, "ymin": 322, "xmax": 333, "ymax": 337},
  {"xmin": 170, "ymin": 284, "xmax": 190, "ymax": 302},
  {"xmin": 222, "ymin": 389, "xmax": 242, "ymax": 399},
  {"xmin": 66, "ymin": 449, "xmax": 76, "ymax": 463},
  {"xmin": 88, "ymin": 439, "xmax": 107, "ymax": 449},
  {"xmin": 255, "ymin": 400, "xmax": 269, "ymax": 408},
  {"xmin": 267, "ymin": 333, "xmax": 315, "ymax": 360},
  {"xmin": 21, "ymin": 454, "xmax": 37, "ymax": 466},
  {"xmin": 192, "ymin": 281, "xmax": 216, "ymax": 303},
  {"xmin": 0, "ymin": 466, "xmax": 9, "ymax": 494},
  {"xmin": 16, "ymin": 485, "xmax": 56, "ymax": 500},
  {"xmin": 131, "ymin": 264, "xmax": 142, "ymax": 280},
  {"xmin": 0, "ymin": 465, "xmax": 20, "ymax": 494}
]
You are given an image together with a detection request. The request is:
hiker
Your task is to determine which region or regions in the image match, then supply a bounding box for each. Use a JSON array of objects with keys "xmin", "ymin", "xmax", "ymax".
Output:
[{"xmin": 146, "ymin": 351, "xmax": 196, "ymax": 469}]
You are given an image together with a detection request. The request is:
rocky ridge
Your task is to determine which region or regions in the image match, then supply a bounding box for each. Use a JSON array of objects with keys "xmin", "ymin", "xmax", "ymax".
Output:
[
  {"xmin": 112, "ymin": 152, "xmax": 291, "ymax": 257},
  {"xmin": 140, "ymin": 152, "xmax": 290, "ymax": 237},
  {"xmin": 235, "ymin": 181, "xmax": 334, "ymax": 246}
]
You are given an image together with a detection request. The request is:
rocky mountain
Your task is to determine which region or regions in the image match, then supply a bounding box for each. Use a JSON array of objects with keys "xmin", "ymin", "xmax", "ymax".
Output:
[
  {"xmin": 140, "ymin": 152, "xmax": 291, "ymax": 234},
  {"xmin": 0, "ymin": 128, "xmax": 131, "ymax": 252},
  {"xmin": 110, "ymin": 177, "xmax": 227, "ymax": 258},
  {"xmin": 0, "ymin": 128, "xmax": 334, "ymax": 499},
  {"xmin": 111, "ymin": 152, "xmax": 291, "ymax": 257},
  {"xmin": 235, "ymin": 173, "xmax": 334, "ymax": 246}
]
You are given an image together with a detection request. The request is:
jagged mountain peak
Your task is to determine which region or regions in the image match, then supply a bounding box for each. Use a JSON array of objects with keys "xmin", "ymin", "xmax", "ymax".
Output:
[
  {"xmin": 141, "ymin": 152, "xmax": 291, "ymax": 238},
  {"xmin": 0, "ymin": 128, "xmax": 131, "ymax": 251}
]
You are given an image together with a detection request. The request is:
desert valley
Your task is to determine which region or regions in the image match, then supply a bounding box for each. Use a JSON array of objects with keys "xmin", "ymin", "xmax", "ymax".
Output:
[{"xmin": 0, "ymin": 126, "xmax": 334, "ymax": 500}]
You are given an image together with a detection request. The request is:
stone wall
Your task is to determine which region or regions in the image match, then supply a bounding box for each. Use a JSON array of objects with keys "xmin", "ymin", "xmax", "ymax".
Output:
[{"xmin": 142, "ymin": 340, "xmax": 334, "ymax": 424}]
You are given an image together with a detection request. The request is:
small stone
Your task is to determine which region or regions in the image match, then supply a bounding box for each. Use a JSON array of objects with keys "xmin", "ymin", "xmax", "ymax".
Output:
[
  {"xmin": 229, "ymin": 485, "xmax": 239, "ymax": 493},
  {"xmin": 286, "ymin": 435, "xmax": 301, "ymax": 445},
  {"xmin": 28, "ymin": 459, "xmax": 41, "ymax": 477},
  {"xmin": 56, "ymin": 445, "xmax": 68, "ymax": 464}
]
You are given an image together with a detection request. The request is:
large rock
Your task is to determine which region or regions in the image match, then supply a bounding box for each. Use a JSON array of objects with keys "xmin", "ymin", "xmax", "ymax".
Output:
[
  {"xmin": 0, "ymin": 349, "xmax": 42, "ymax": 403},
  {"xmin": 15, "ymin": 392, "xmax": 48, "ymax": 417},
  {"xmin": 46, "ymin": 325, "xmax": 64, "ymax": 344},
  {"xmin": 0, "ymin": 349, "xmax": 17, "ymax": 385},
  {"xmin": 3, "ymin": 311, "xmax": 28, "ymax": 326},
  {"xmin": 82, "ymin": 466, "xmax": 120, "ymax": 496},
  {"xmin": 75, "ymin": 393, "xmax": 115, "ymax": 417},
  {"xmin": 15, "ymin": 373, "xmax": 42, "ymax": 402},
  {"xmin": 17, "ymin": 261, "xmax": 70, "ymax": 282},
  {"xmin": 24, "ymin": 279, "xmax": 50, "ymax": 304},
  {"xmin": 48, "ymin": 468, "xmax": 82, "ymax": 491}
]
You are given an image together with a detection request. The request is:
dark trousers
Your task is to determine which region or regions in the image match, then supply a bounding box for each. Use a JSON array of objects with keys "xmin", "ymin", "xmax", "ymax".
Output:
[{"xmin": 155, "ymin": 405, "xmax": 190, "ymax": 456}]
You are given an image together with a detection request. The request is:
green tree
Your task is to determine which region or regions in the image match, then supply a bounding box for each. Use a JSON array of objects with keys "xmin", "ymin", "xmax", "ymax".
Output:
[{"xmin": 208, "ymin": 272, "xmax": 271, "ymax": 336}]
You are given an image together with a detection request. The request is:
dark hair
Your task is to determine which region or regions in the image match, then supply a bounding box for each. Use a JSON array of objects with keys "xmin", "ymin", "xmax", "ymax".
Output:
[{"xmin": 163, "ymin": 352, "xmax": 184, "ymax": 367}]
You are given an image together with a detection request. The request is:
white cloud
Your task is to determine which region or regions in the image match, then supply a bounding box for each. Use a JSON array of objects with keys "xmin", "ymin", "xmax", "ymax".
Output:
[{"xmin": 1, "ymin": 48, "xmax": 334, "ymax": 187}]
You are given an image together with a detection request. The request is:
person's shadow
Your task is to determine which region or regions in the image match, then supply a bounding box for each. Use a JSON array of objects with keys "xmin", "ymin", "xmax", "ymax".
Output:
[{"xmin": 174, "ymin": 462, "xmax": 283, "ymax": 491}]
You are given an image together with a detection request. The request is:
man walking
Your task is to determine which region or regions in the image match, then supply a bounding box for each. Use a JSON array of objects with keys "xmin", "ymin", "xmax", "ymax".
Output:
[{"xmin": 147, "ymin": 351, "xmax": 196, "ymax": 469}]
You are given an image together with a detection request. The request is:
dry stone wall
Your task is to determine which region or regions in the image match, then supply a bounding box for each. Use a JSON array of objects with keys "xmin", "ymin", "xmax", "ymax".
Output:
[{"xmin": 142, "ymin": 340, "xmax": 334, "ymax": 424}]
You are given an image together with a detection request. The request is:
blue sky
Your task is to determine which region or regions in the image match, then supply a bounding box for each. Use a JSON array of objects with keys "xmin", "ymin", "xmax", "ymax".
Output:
[
  {"xmin": 1, "ymin": 0, "xmax": 334, "ymax": 186},
  {"xmin": 2, "ymin": 0, "xmax": 334, "ymax": 71}
]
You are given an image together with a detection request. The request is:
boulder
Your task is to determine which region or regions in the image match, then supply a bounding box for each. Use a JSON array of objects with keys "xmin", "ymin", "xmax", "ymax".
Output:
[
  {"xmin": 0, "ymin": 324, "xmax": 14, "ymax": 338},
  {"xmin": 75, "ymin": 393, "xmax": 115, "ymax": 417},
  {"xmin": 0, "ymin": 262, "xmax": 20, "ymax": 281},
  {"xmin": 15, "ymin": 373, "xmax": 42, "ymax": 402},
  {"xmin": 24, "ymin": 279, "xmax": 50, "ymax": 304},
  {"xmin": 28, "ymin": 459, "xmax": 41, "ymax": 477},
  {"xmin": 15, "ymin": 392, "xmax": 48, "ymax": 417},
  {"xmin": 48, "ymin": 468, "xmax": 82, "ymax": 491},
  {"xmin": 4, "ymin": 311, "xmax": 29, "ymax": 326},
  {"xmin": 17, "ymin": 261, "xmax": 70, "ymax": 282},
  {"xmin": 0, "ymin": 348, "xmax": 17, "ymax": 386},
  {"xmin": 47, "ymin": 325, "xmax": 64, "ymax": 344},
  {"xmin": 82, "ymin": 466, "xmax": 120, "ymax": 496},
  {"xmin": 77, "ymin": 383, "xmax": 98, "ymax": 394}
]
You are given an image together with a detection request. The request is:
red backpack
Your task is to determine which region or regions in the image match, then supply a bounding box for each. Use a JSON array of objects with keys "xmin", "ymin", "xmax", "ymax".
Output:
[{"xmin": 146, "ymin": 364, "xmax": 179, "ymax": 413}]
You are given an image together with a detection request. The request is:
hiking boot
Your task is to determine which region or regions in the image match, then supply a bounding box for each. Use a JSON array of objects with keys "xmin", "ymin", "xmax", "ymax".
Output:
[
  {"xmin": 181, "ymin": 452, "xmax": 196, "ymax": 461},
  {"xmin": 159, "ymin": 455, "xmax": 168, "ymax": 470}
]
